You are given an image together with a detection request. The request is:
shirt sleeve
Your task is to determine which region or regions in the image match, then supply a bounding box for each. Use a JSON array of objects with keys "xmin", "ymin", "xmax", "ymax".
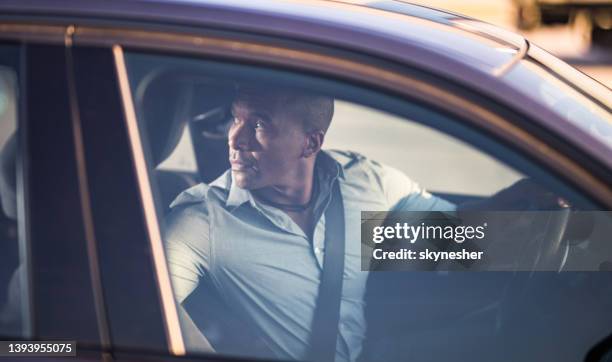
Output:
[
  {"xmin": 163, "ymin": 202, "xmax": 211, "ymax": 303},
  {"xmin": 375, "ymin": 162, "xmax": 456, "ymax": 211}
]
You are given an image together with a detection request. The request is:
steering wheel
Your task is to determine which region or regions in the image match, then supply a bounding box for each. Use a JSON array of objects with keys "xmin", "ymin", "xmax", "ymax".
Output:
[
  {"xmin": 458, "ymin": 207, "xmax": 572, "ymax": 273},
  {"xmin": 462, "ymin": 176, "xmax": 574, "ymax": 272},
  {"xmin": 525, "ymin": 206, "xmax": 571, "ymax": 272}
]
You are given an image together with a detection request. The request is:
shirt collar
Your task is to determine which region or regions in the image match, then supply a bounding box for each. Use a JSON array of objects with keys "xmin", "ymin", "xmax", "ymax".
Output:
[
  {"xmin": 226, "ymin": 177, "xmax": 252, "ymax": 208},
  {"xmin": 224, "ymin": 150, "xmax": 343, "ymax": 209},
  {"xmin": 317, "ymin": 149, "xmax": 345, "ymax": 181}
]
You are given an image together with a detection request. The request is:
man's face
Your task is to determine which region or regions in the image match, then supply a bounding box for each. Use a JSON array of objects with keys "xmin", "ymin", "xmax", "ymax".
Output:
[{"xmin": 228, "ymin": 94, "xmax": 308, "ymax": 190}]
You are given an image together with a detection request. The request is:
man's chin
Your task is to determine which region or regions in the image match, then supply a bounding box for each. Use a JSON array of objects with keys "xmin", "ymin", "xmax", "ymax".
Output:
[{"xmin": 231, "ymin": 170, "xmax": 258, "ymax": 190}]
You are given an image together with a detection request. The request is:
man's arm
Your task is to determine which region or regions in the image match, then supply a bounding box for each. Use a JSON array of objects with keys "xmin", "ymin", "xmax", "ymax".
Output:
[
  {"xmin": 374, "ymin": 161, "xmax": 564, "ymax": 212},
  {"xmin": 374, "ymin": 161, "xmax": 456, "ymax": 211},
  {"xmin": 457, "ymin": 178, "xmax": 568, "ymax": 211},
  {"xmin": 164, "ymin": 202, "xmax": 214, "ymax": 351},
  {"xmin": 164, "ymin": 203, "xmax": 211, "ymax": 302}
]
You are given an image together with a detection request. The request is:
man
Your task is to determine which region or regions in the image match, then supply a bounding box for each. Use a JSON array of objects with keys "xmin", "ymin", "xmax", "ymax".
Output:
[{"xmin": 163, "ymin": 84, "xmax": 457, "ymax": 362}]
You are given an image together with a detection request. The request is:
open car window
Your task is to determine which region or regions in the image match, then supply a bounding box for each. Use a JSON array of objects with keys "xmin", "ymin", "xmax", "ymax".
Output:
[
  {"xmin": 324, "ymin": 101, "xmax": 523, "ymax": 197},
  {"xmin": 121, "ymin": 50, "xmax": 612, "ymax": 362}
]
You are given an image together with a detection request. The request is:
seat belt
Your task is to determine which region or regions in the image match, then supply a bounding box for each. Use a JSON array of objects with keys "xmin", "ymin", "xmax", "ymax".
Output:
[{"xmin": 307, "ymin": 180, "xmax": 346, "ymax": 362}]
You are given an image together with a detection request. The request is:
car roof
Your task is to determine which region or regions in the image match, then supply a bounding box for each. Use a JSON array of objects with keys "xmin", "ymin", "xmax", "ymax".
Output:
[{"xmin": 0, "ymin": 0, "xmax": 524, "ymax": 82}]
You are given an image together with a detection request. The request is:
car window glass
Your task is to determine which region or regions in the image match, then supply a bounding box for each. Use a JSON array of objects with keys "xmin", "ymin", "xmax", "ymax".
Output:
[
  {"xmin": 123, "ymin": 51, "xmax": 612, "ymax": 362},
  {"xmin": 0, "ymin": 44, "xmax": 27, "ymax": 339},
  {"xmin": 152, "ymin": 99, "xmax": 524, "ymax": 197}
]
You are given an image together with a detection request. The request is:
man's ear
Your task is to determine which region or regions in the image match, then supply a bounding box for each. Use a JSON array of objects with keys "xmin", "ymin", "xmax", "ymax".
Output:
[{"xmin": 303, "ymin": 130, "xmax": 324, "ymax": 158}]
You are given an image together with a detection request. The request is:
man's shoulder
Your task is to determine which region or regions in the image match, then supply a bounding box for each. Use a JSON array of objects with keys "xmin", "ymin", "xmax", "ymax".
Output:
[
  {"xmin": 324, "ymin": 149, "xmax": 386, "ymax": 176},
  {"xmin": 169, "ymin": 170, "xmax": 232, "ymax": 209},
  {"xmin": 325, "ymin": 149, "xmax": 370, "ymax": 169},
  {"xmin": 323, "ymin": 149, "xmax": 410, "ymax": 199}
]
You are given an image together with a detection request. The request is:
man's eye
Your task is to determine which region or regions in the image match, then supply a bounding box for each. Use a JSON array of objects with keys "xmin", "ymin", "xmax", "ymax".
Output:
[
  {"xmin": 232, "ymin": 117, "xmax": 240, "ymax": 124},
  {"xmin": 254, "ymin": 120, "xmax": 265, "ymax": 129}
]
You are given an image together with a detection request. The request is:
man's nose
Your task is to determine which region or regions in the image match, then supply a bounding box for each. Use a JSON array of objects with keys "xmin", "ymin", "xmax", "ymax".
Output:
[{"xmin": 228, "ymin": 121, "xmax": 252, "ymax": 151}]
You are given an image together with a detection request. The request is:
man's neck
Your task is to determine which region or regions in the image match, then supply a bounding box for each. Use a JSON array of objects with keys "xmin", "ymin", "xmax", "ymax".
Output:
[
  {"xmin": 253, "ymin": 171, "xmax": 315, "ymax": 207},
  {"xmin": 254, "ymin": 173, "xmax": 317, "ymax": 239},
  {"xmin": 252, "ymin": 161, "xmax": 319, "ymax": 238}
]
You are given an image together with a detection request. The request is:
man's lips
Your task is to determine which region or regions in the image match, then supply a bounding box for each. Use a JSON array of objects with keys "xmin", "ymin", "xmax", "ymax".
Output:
[{"xmin": 230, "ymin": 159, "xmax": 258, "ymax": 172}]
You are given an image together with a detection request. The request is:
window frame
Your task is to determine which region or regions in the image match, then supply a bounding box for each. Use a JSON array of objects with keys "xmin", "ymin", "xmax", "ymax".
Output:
[{"xmin": 91, "ymin": 22, "xmax": 612, "ymax": 357}]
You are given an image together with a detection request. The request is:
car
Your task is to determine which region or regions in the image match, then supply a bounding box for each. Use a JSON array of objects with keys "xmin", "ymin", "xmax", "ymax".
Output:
[{"xmin": 0, "ymin": 0, "xmax": 611, "ymax": 361}]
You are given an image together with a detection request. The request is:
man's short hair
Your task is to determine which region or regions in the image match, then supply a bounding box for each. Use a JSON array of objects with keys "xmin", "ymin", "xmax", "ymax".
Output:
[{"xmin": 234, "ymin": 83, "xmax": 334, "ymax": 133}]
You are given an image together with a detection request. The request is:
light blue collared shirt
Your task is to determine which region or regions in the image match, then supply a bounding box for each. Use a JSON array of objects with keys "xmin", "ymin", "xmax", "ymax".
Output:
[{"xmin": 164, "ymin": 150, "xmax": 455, "ymax": 361}]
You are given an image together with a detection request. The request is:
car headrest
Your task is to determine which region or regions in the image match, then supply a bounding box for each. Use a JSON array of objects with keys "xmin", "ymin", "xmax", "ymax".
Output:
[
  {"xmin": 188, "ymin": 82, "xmax": 235, "ymax": 183},
  {"xmin": 135, "ymin": 69, "xmax": 193, "ymax": 166},
  {"xmin": 135, "ymin": 69, "xmax": 235, "ymax": 168}
]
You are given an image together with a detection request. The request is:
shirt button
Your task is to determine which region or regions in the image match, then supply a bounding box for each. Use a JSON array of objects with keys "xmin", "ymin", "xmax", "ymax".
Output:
[{"xmin": 315, "ymin": 247, "xmax": 323, "ymax": 254}]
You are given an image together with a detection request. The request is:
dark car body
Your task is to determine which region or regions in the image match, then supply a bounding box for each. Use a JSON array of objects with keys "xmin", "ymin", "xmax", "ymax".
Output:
[{"xmin": 0, "ymin": 0, "xmax": 610, "ymax": 361}]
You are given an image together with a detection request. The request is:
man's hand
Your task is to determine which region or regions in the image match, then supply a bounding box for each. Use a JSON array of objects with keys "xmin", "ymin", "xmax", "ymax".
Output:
[{"xmin": 460, "ymin": 178, "xmax": 570, "ymax": 211}]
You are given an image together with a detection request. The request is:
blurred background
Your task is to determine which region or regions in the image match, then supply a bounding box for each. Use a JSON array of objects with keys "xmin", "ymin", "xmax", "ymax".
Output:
[{"xmin": 404, "ymin": 0, "xmax": 612, "ymax": 88}]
